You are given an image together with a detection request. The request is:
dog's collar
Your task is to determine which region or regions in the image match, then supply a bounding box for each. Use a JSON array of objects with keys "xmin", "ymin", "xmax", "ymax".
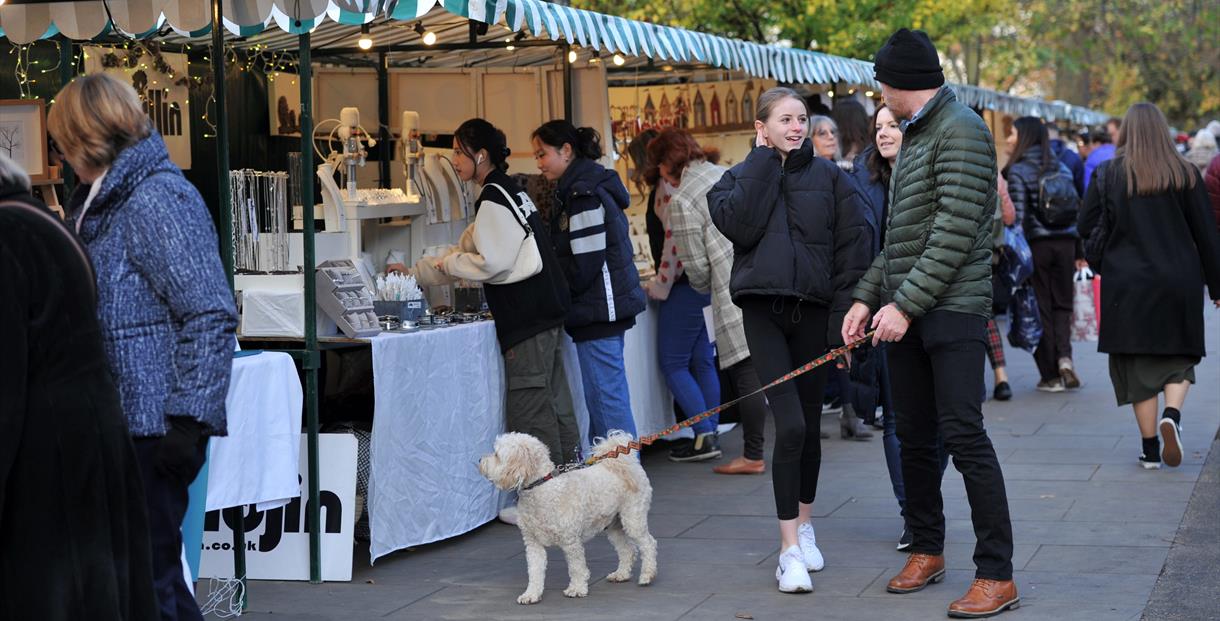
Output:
[{"xmin": 520, "ymin": 470, "xmax": 557, "ymax": 492}]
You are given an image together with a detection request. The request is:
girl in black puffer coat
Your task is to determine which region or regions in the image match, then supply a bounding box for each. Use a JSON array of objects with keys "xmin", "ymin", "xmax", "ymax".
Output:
[
  {"xmin": 708, "ymin": 87, "xmax": 871, "ymax": 593},
  {"xmin": 1004, "ymin": 116, "xmax": 1081, "ymax": 392}
]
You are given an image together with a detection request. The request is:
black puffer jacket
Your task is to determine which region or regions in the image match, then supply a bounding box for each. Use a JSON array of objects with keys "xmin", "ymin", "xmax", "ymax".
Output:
[
  {"xmin": 1007, "ymin": 146, "xmax": 1078, "ymax": 240},
  {"xmin": 707, "ymin": 140, "xmax": 871, "ymax": 344}
]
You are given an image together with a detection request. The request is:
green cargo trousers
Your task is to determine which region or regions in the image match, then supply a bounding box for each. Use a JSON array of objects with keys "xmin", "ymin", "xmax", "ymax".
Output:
[{"xmin": 503, "ymin": 326, "xmax": 581, "ymax": 464}]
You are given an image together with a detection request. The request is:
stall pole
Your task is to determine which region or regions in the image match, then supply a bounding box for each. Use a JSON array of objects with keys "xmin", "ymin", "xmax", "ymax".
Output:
[
  {"xmin": 209, "ymin": 0, "xmax": 246, "ymax": 608},
  {"xmin": 377, "ymin": 51, "xmax": 390, "ymax": 189},
  {"xmin": 212, "ymin": 0, "xmax": 233, "ymax": 289},
  {"xmin": 562, "ymin": 42, "xmax": 573, "ymax": 122},
  {"xmin": 57, "ymin": 34, "xmax": 76, "ymax": 196},
  {"xmin": 298, "ymin": 31, "xmax": 324, "ymax": 585}
]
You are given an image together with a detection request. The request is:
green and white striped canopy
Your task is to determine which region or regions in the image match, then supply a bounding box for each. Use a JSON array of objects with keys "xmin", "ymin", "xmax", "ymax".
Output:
[{"xmin": 1, "ymin": 0, "xmax": 1105, "ymax": 123}]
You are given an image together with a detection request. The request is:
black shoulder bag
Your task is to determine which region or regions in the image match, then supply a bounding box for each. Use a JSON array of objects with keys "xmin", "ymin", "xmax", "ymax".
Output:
[{"xmin": 1083, "ymin": 162, "xmax": 1113, "ymax": 273}]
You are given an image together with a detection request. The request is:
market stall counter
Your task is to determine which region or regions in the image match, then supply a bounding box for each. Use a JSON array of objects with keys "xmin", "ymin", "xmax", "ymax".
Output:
[{"xmin": 367, "ymin": 303, "xmax": 672, "ymax": 562}]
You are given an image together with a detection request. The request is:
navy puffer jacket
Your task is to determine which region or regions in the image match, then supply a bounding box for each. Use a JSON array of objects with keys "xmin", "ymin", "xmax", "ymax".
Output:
[
  {"xmin": 550, "ymin": 157, "xmax": 646, "ymax": 341},
  {"xmin": 707, "ymin": 139, "xmax": 872, "ymax": 344}
]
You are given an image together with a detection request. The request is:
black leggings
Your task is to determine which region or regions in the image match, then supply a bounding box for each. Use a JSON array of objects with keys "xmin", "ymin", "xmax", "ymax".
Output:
[{"xmin": 739, "ymin": 296, "xmax": 830, "ymax": 520}]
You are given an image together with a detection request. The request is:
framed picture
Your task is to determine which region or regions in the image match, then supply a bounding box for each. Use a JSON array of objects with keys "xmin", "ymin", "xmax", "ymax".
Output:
[{"xmin": 0, "ymin": 99, "xmax": 50, "ymax": 181}]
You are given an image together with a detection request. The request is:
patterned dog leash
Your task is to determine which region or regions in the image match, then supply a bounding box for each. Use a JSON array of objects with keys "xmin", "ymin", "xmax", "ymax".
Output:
[{"xmin": 584, "ymin": 330, "xmax": 878, "ymax": 466}]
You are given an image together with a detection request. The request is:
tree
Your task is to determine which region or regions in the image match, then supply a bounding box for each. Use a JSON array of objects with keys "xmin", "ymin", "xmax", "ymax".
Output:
[{"xmin": 0, "ymin": 125, "xmax": 20, "ymax": 159}]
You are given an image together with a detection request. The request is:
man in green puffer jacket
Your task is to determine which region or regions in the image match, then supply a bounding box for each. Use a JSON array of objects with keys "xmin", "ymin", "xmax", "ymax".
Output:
[{"xmin": 841, "ymin": 28, "xmax": 1019, "ymax": 619}]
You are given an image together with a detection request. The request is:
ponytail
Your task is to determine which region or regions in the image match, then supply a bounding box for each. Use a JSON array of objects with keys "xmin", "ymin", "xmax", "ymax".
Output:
[
  {"xmin": 455, "ymin": 118, "xmax": 511, "ymax": 172},
  {"xmin": 532, "ymin": 120, "xmax": 603, "ymax": 160}
]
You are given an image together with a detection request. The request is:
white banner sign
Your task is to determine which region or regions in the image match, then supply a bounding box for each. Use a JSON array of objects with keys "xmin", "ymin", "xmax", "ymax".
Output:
[
  {"xmin": 199, "ymin": 434, "xmax": 357, "ymax": 582},
  {"xmin": 83, "ymin": 45, "xmax": 192, "ymax": 170}
]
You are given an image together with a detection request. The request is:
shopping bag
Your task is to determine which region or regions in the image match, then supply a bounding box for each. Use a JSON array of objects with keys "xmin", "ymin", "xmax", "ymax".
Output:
[
  {"xmin": 1007, "ymin": 284, "xmax": 1043, "ymax": 352},
  {"xmin": 1000, "ymin": 226, "xmax": 1035, "ymax": 287},
  {"xmin": 1071, "ymin": 268, "xmax": 1098, "ymax": 342},
  {"xmin": 1092, "ymin": 275, "xmax": 1101, "ymax": 326}
]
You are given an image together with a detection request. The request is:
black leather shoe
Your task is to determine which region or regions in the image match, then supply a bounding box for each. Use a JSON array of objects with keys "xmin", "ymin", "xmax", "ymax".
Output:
[{"xmin": 993, "ymin": 382, "xmax": 1013, "ymax": 401}]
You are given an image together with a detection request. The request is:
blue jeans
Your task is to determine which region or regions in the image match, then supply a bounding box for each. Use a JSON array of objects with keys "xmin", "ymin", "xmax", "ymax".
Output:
[
  {"xmin": 575, "ymin": 334, "xmax": 637, "ymax": 443},
  {"xmin": 657, "ymin": 282, "xmax": 720, "ymax": 435}
]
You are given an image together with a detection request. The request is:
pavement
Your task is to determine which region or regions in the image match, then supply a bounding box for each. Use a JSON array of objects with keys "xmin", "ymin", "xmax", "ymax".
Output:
[{"xmin": 201, "ymin": 308, "xmax": 1220, "ymax": 621}]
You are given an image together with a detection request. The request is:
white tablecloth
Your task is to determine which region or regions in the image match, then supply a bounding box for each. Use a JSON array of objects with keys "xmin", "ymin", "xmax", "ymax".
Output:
[
  {"xmin": 368, "ymin": 304, "xmax": 673, "ymax": 562},
  {"xmin": 206, "ymin": 351, "xmax": 303, "ymax": 512}
]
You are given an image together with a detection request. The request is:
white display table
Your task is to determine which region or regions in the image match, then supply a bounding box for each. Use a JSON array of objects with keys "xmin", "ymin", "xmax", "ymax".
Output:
[{"xmin": 367, "ymin": 303, "xmax": 673, "ymax": 562}]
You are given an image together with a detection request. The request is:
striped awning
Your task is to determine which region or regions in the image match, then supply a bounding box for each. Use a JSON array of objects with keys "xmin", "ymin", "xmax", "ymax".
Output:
[{"xmin": 0, "ymin": 0, "xmax": 1107, "ymax": 123}]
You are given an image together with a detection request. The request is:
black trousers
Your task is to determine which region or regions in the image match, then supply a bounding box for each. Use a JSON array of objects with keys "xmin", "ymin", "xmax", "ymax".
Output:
[
  {"xmin": 1030, "ymin": 238, "xmax": 1076, "ymax": 382},
  {"xmin": 724, "ymin": 357, "xmax": 769, "ymax": 461},
  {"xmin": 887, "ymin": 311, "xmax": 1014, "ymax": 581},
  {"xmin": 134, "ymin": 437, "xmax": 208, "ymax": 621},
  {"xmin": 739, "ymin": 296, "xmax": 829, "ymax": 520}
]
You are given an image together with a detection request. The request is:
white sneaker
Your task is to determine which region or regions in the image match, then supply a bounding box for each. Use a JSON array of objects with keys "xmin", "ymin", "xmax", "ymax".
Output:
[
  {"xmin": 797, "ymin": 522, "xmax": 825, "ymax": 572},
  {"xmin": 775, "ymin": 545, "xmax": 813, "ymax": 593},
  {"xmin": 497, "ymin": 505, "xmax": 519, "ymax": 525}
]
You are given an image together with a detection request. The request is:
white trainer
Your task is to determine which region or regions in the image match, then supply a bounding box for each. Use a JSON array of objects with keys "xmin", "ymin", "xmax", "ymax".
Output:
[
  {"xmin": 775, "ymin": 545, "xmax": 813, "ymax": 593},
  {"xmin": 797, "ymin": 522, "xmax": 825, "ymax": 572}
]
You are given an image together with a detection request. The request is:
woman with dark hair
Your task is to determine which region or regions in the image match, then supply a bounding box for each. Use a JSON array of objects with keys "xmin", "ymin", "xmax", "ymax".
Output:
[
  {"xmin": 831, "ymin": 99, "xmax": 872, "ymax": 163},
  {"xmin": 0, "ymin": 153, "xmax": 159, "ymax": 621},
  {"xmin": 1004, "ymin": 116, "xmax": 1081, "ymax": 392},
  {"xmin": 1080, "ymin": 102, "xmax": 1220, "ymax": 470},
  {"xmin": 531, "ymin": 120, "xmax": 646, "ymax": 444},
  {"xmin": 414, "ymin": 119, "xmax": 578, "ymax": 475},
  {"xmin": 709, "ymin": 87, "xmax": 871, "ymax": 593}
]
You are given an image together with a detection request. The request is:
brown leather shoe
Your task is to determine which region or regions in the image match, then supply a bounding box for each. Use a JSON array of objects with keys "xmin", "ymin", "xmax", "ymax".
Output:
[
  {"xmin": 712, "ymin": 456, "xmax": 765, "ymax": 475},
  {"xmin": 886, "ymin": 553, "xmax": 945, "ymax": 593},
  {"xmin": 947, "ymin": 578, "xmax": 1020, "ymax": 618}
]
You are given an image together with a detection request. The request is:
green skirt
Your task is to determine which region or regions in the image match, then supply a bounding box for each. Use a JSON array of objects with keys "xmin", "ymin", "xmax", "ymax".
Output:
[{"xmin": 1108, "ymin": 354, "xmax": 1199, "ymax": 406}]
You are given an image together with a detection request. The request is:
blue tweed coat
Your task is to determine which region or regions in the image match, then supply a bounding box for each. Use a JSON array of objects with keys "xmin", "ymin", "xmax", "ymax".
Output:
[{"xmin": 71, "ymin": 131, "xmax": 237, "ymax": 438}]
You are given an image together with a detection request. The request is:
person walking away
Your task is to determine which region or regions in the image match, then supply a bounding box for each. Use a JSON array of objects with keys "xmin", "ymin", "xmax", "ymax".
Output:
[
  {"xmin": 709, "ymin": 87, "xmax": 871, "ymax": 593},
  {"xmin": 49, "ymin": 73, "xmax": 238, "ymax": 621},
  {"xmin": 0, "ymin": 154, "xmax": 159, "ymax": 621},
  {"xmin": 656, "ymin": 128, "xmax": 772, "ymax": 474},
  {"xmin": 531, "ymin": 120, "xmax": 646, "ymax": 443},
  {"xmin": 843, "ymin": 28, "xmax": 1019, "ymax": 618},
  {"xmin": 1185, "ymin": 129, "xmax": 1218, "ymax": 172},
  {"xmin": 1083, "ymin": 128, "xmax": 1117, "ymax": 193},
  {"xmin": 1079, "ymin": 102, "xmax": 1220, "ymax": 470},
  {"xmin": 1206, "ymin": 153, "xmax": 1220, "ymax": 233},
  {"xmin": 413, "ymin": 118, "xmax": 579, "ymax": 466},
  {"xmin": 638, "ymin": 131, "xmax": 723, "ymax": 462},
  {"xmin": 1047, "ymin": 122, "xmax": 1085, "ymax": 198},
  {"xmin": 1005, "ymin": 116, "xmax": 1083, "ymax": 392}
]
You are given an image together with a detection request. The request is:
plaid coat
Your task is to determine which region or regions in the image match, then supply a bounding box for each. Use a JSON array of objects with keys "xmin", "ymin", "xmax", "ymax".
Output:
[{"xmin": 668, "ymin": 160, "xmax": 749, "ymax": 369}]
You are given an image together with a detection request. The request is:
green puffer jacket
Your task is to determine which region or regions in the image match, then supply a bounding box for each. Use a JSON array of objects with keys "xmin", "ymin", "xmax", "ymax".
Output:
[{"xmin": 853, "ymin": 87, "xmax": 997, "ymax": 318}]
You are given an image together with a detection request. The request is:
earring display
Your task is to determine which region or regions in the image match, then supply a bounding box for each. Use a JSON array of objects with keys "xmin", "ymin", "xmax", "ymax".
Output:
[{"xmin": 315, "ymin": 259, "xmax": 381, "ymax": 338}]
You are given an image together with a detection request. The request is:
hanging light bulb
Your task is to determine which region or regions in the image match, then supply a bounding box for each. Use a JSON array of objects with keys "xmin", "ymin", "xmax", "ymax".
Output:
[
  {"xmin": 358, "ymin": 24, "xmax": 373, "ymax": 51},
  {"xmin": 568, "ymin": 49, "xmax": 578, "ymax": 64},
  {"xmin": 415, "ymin": 22, "xmax": 437, "ymax": 46},
  {"xmin": 505, "ymin": 37, "xmax": 515, "ymax": 51},
  {"xmin": 865, "ymin": 90, "xmax": 875, "ymax": 98},
  {"xmin": 612, "ymin": 53, "xmax": 626, "ymax": 66}
]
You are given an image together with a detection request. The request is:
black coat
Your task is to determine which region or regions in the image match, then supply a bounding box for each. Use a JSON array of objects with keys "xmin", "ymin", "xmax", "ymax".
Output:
[
  {"xmin": 1079, "ymin": 159, "xmax": 1220, "ymax": 357},
  {"xmin": 0, "ymin": 188, "xmax": 158, "ymax": 620},
  {"xmin": 1008, "ymin": 146, "xmax": 1078, "ymax": 241},
  {"xmin": 707, "ymin": 140, "xmax": 871, "ymax": 344}
]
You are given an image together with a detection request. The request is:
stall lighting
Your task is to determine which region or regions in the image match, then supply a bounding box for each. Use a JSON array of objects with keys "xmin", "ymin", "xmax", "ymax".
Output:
[
  {"xmin": 358, "ymin": 24, "xmax": 373, "ymax": 51},
  {"xmin": 848, "ymin": 88, "xmax": 856, "ymax": 95},
  {"xmin": 865, "ymin": 90, "xmax": 875, "ymax": 97},
  {"xmin": 415, "ymin": 22, "xmax": 437, "ymax": 46},
  {"xmin": 568, "ymin": 49, "xmax": 578, "ymax": 64},
  {"xmin": 661, "ymin": 64, "xmax": 674, "ymax": 72},
  {"xmin": 828, "ymin": 91, "xmax": 835, "ymax": 98},
  {"xmin": 589, "ymin": 51, "xmax": 601, "ymax": 64},
  {"xmin": 612, "ymin": 53, "xmax": 626, "ymax": 66},
  {"xmin": 505, "ymin": 37, "xmax": 515, "ymax": 51}
]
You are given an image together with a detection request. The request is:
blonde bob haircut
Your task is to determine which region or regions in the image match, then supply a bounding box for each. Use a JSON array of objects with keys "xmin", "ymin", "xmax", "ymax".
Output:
[{"xmin": 48, "ymin": 73, "xmax": 151, "ymax": 173}]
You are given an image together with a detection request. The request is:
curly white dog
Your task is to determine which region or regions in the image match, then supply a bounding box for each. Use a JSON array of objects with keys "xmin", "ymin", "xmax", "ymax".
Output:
[{"xmin": 478, "ymin": 431, "xmax": 657, "ymax": 604}]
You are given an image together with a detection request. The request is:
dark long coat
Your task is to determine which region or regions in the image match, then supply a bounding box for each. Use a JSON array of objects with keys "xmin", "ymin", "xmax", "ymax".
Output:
[{"xmin": 0, "ymin": 186, "xmax": 158, "ymax": 620}]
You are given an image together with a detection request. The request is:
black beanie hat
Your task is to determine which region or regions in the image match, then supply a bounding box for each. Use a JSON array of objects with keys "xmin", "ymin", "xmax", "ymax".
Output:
[{"xmin": 873, "ymin": 28, "xmax": 945, "ymax": 90}]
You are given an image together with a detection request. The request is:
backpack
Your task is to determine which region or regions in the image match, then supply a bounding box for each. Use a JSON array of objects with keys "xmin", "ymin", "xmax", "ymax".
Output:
[{"xmin": 1036, "ymin": 169, "xmax": 1080, "ymax": 228}]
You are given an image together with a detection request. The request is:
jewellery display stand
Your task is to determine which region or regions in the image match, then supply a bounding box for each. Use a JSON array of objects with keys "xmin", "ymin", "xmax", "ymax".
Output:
[{"xmin": 315, "ymin": 259, "xmax": 381, "ymax": 338}]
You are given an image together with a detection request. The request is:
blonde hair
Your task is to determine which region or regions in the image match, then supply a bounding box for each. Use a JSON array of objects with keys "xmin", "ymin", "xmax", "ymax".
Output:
[
  {"xmin": 1116, "ymin": 102, "xmax": 1196, "ymax": 196},
  {"xmin": 47, "ymin": 73, "xmax": 151, "ymax": 173}
]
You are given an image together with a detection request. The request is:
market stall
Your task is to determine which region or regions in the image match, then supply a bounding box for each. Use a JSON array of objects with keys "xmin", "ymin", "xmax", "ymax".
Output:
[{"xmin": 2, "ymin": 0, "xmax": 1110, "ymax": 585}]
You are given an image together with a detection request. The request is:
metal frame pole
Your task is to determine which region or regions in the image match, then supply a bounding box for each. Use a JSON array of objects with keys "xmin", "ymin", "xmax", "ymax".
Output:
[
  {"xmin": 298, "ymin": 31, "xmax": 324, "ymax": 585},
  {"xmin": 377, "ymin": 51, "xmax": 390, "ymax": 189},
  {"xmin": 562, "ymin": 42, "xmax": 573, "ymax": 122},
  {"xmin": 212, "ymin": 0, "xmax": 233, "ymax": 290}
]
